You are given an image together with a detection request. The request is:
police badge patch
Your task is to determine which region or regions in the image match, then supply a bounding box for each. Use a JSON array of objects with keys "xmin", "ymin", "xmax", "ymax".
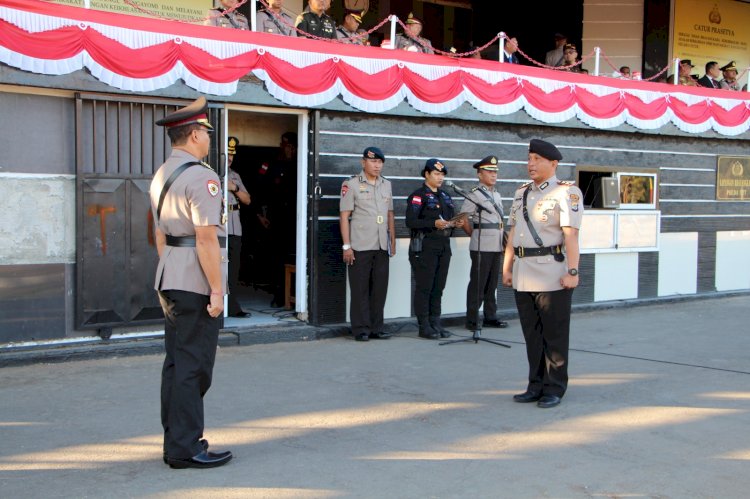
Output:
[{"xmin": 207, "ymin": 180, "xmax": 220, "ymax": 197}]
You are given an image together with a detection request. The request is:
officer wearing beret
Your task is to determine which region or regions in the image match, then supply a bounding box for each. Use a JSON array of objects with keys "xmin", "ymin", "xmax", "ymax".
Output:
[
  {"xmin": 502, "ymin": 139, "xmax": 583, "ymax": 409},
  {"xmin": 205, "ymin": 0, "xmax": 249, "ymax": 30},
  {"xmin": 150, "ymin": 97, "xmax": 232, "ymax": 468},
  {"xmin": 226, "ymin": 136, "xmax": 252, "ymax": 317},
  {"xmin": 395, "ymin": 13, "xmax": 434, "ymax": 54},
  {"xmin": 257, "ymin": 0, "xmax": 297, "ymax": 37},
  {"xmin": 340, "ymin": 147, "xmax": 396, "ymax": 341},
  {"xmin": 406, "ymin": 159, "xmax": 455, "ymax": 339},
  {"xmin": 337, "ymin": 10, "xmax": 366, "ymax": 45},
  {"xmin": 458, "ymin": 156, "xmax": 509, "ymax": 331},
  {"xmin": 720, "ymin": 61, "xmax": 740, "ymax": 91},
  {"xmin": 295, "ymin": 0, "xmax": 338, "ymax": 40}
]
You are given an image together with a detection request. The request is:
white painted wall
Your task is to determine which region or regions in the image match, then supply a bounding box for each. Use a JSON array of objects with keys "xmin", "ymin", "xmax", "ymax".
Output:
[
  {"xmin": 594, "ymin": 252, "xmax": 639, "ymax": 301},
  {"xmin": 658, "ymin": 232, "xmax": 698, "ymax": 296},
  {"xmin": 583, "ymin": 0, "xmax": 644, "ymax": 74},
  {"xmin": 715, "ymin": 230, "xmax": 750, "ymax": 291}
]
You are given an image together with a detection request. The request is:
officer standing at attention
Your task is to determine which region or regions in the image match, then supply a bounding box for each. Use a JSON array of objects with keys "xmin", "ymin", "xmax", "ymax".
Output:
[
  {"xmin": 502, "ymin": 139, "xmax": 583, "ymax": 409},
  {"xmin": 256, "ymin": 0, "xmax": 297, "ymax": 37},
  {"xmin": 458, "ymin": 155, "xmax": 509, "ymax": 331},
  {"xmin": 295, "ymin": 0, "xmax": 338, "ymax": 40},
  {"xmin": 337, "ymin": 10, "xmax": 365, "ymax": 45},
  {"xmin": 395, "ymin": 13, "xmax": 434, "ymax": 54},
  {"xmin": 340, "ymin": 147, "xmax": 396, "ymax": 341},
  {"xmin": 205, "ymin": 0, "xmax": 249, "ymax": 30},
  {"xmin": 150, "ymin": 97, "xmax": 233, "ymax": 468},
  {"xmin": 226, "ymin": 136, "xmax": 252, "ymax": 318},
  {"xmin": 406, "ymin": 159, "xmax": 456, "ymax": 339}
]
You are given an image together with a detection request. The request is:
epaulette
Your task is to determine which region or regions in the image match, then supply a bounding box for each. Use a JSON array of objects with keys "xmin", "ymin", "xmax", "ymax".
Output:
[
  {"xmin": 520, "ymin": 181, "xmax": 533, "ymax": 188},
  {"xmin": 558, "ymin": 180, "xmax": 574, "ymax": 185},
  {"xmin": 200, "ymin": 161, "xmax": 214, "ymax": 170},
  {"xmin": 471, "ymin": 186, "xmax": 480, "ymax": 192}
]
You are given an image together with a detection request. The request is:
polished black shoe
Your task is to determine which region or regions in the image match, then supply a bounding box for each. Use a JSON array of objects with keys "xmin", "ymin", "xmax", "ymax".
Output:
[
  {"xmin": 230, "ymin": 311, "xmax": 252, "ymax": 318},
  {"xmin": 163, "ymin": 439, "xmax": 209, "ymax": 464},
  {"xmin": 418, "ymin": 331, "xmax": 439, "ymax": 340},
  {"xmin": 513, "ymin": 390, "xmax": 542, "ymax": 403},
  {"xmin": 537, "ymin": 395, "xmax": 562, "ymax": 408},
  {"xmin": 369, "ymin": 332, "xmax": 392, "ymax": 339},
  {"xmin": 354, "ymin": 333, "xmax": 370, "ymax": 342},
  {"xmin": 167, "ymin": 450, "xmax": 233, "ymax": 469},
  {"xmin": 483, "ymin": 319, "xmax": 508, "ymax": 328},
  {"xmin": 429, "ymin": 317, "xmax": 451, "ymax": 338}
]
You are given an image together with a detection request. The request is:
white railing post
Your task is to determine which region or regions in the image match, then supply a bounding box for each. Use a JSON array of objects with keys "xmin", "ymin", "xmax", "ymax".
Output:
[
  {"xmin": 673, "ymin": 58, "xmax": 680, "ymax": 85},
  {"xmin": 498, "ymin": 32, "xmax": 506, "ymax": 62},
  {"xmin": 251, "ymin": 0, "xmax": 257, "ymax": 32},
  {"xmin": 594, "ymin": 47, "xmax": 600, "ymax": 76},
  {"xmin": 84, "ymin": 0, "xmax": 90, "ymax": 7},
  {"xmin": 388, "ymin": 15, "xmax": 398, "ymax": 49}
]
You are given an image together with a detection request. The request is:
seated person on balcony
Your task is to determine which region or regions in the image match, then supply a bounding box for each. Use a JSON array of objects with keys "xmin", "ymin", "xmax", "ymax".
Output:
[
  {"xmin": 720, "ymin": 61, "xmax": 740, "ymax": 91},
  {"xmin": 698, "ymin": 61, "xmax": 722, "ymax": 89},
  {"xmin": 619, "ymin": 66, "xmax": 631, "ymax": 78},
  {"xmin": 502, "ymin": 36, "xmax": 520, "ymax": 64},
  {"xmin": 295, "ymin": 0, "xmax": 337, "ymax": 40},
  {"xmin": 337, "ymin": 10, "xmax": 366, "ymax": 45},
  {"xmin": 205, "ymin": 0, "xmax": 249, "ymax": 30},
  {"xmin": 545, "ymin": 33, "xmax": 567, "ymax": 67},
  {"xmin": 669, "ymin": 59, "xmax": 698, "ymax": 86},
  {"xmin": 560, "ymin": 44, "xmax": 582, "ymax": 73},
  {"xmin": 395, "ymin": 13, "xmax": 434, "ymax": 54},
  {"xmin": 257, "ymin": 0, "xmax": 297, "ymax": 36}
]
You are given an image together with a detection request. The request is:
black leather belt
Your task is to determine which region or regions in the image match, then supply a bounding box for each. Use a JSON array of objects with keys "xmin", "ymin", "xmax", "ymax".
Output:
[
  {"xmin": 166, "ymin": 235, "xmax": 227, "ymax": 248},
  {"xmin": 514, "ymin": 245, "xmax": 562, "ymax": 258},
  {"xmin": 473, "ymin": 223, "xmax": 501, "ymax": 229},
  {"xmin": 228, "ymin": 203, "xmax": 240, "ymax": 211}
]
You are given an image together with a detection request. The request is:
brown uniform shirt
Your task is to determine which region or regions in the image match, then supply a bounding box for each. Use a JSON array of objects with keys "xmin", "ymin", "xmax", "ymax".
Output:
[
  {"xmin": 459, "ymin": 184, "xmax": 505, "ymax": 252},
  {"xmin": 227, "ymin": 168, "xmax": 248, "ymax": 236},
  {"xmin": 507, "ymin": 175, "xmax": 583, "ymax": 292},
  {"xmin": 150, "ymin": 149, "xmax": 227, "ymax": 295},
  {"xmin": 257, "ymin": 10, "xmax": 297, "ymax": 36},
  {"xmin": 205, "ymin": 9, "xmax": 250, "ymax": 30},
  {"xmin": 339, "ymin": 173, "xmax": 394, "ymax": 251}
]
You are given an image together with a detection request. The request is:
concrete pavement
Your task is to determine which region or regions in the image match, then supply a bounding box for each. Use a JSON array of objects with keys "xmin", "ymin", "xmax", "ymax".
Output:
[{"xmin": 1, "ymin": 296, "xmax": 749, "ymax": 498}]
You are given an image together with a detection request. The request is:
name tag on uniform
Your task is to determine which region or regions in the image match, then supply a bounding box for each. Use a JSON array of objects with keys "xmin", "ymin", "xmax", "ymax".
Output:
[{"xmin": 376, "ymin": 215, "xmax": 384, "ymax": 224}]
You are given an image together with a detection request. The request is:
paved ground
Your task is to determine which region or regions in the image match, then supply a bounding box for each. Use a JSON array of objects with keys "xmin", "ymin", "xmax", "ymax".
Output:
[{"xmin": 1, "ymin": 296, "xmax": 748, "ymax": 498}]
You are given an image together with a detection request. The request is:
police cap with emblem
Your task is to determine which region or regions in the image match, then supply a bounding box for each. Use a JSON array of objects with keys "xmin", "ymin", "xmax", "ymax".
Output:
[
  {"xmin": 362, "ymin": 146, "xmax": 385, "ymax": 162},
  {"xmin": 346, "ymin": 9, "xmax": 364, "ymax": 24},
  {"xmin": 529, "ymin": 139, "xmax": 563, "ymax": 161},
  {"xmin": 473, "ymin": 155, "xmax": 499, "ymax": 171},
  {"xmin": 155, "ymin": 96, "xmax": 213, "ymax": 131},
  {"xmin": 227, "ymin": 136, "xmax": 239, "ymax": 155},
  {"xmin": 423, "ymin": 158, "xmax": 447, "ymax": 176},
  {"xmin": 720, "ymin": 60, "xmax": 737, "ymax": 72},
  {"xmin": 406, "ymin": 12, "xmax": 423, "ymax": 25}
]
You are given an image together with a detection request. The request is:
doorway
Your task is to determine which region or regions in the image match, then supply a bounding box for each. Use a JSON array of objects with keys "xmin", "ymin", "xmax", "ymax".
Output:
[{"xmin": 222, "ymin": 107, "xmax": 309, "ymax": 328}]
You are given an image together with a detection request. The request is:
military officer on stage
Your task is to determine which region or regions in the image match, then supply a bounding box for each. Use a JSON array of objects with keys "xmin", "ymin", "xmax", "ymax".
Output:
[
  {"xmin": 150, "ymin": 97, "xmax": 232, "ymax": 468},
  {"xmin": 458, "ymin": 155, "xmax": 509, "ymax": 331},
  {"xmin": 720, "ymin": 61, "xmax": 741, "ymax": 91},
  {"xmin": 340, "ymin": 147, "xmax": 396, "ymax": 342},
  {"xmin": 502, "ymin": 139, "xmax": 583, "ymax": 409},
  {"xmin": 295, "ymin": 0, "xmax": 338, "ymax": 40},
  {"xmin": 337, "ymin": 10, "xmax": 366, "ymax": 45},
  {"xmin": 406, "ymin": 159, "xmax": 455, "ymax": 339},
  {"xmin": 205, "ymin": 0, "xmax": 249, "ymax": 30},
  {"xmin": 395, "ymin": 13, "xmax": 434, "ymax": 54},
  {"xmin": 256, "ymin": 0, "xmax": 297, "ymax": 37},
  {"xmin": 226, "ymin": 136, "xmax": 252, "ymax": 318}
]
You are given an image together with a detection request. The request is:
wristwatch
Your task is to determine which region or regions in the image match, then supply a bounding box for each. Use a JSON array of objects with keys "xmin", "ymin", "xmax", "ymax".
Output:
[
  {"xmin": 342, "ymin": 244, "xmax": 351, "ymax": 251},
  {"xmin": 567, "ymin": 268, "xmax": 579, "ymax": 276}
]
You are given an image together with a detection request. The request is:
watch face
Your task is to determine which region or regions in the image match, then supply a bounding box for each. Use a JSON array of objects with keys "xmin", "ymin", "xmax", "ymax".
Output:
[{"xmin": 568, "ymin": 269, "xmax": 578, "ymax": 276}]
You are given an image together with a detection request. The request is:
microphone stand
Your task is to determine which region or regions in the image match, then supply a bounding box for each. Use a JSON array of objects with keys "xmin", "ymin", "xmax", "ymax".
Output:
[{"xmin": 440, "ymin": 186, "xmax": 510, "ymax": 348}]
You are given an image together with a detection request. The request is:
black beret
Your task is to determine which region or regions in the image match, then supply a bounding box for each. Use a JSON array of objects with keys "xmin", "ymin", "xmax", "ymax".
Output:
[
  {"xmin": 156, "ymin": 96, "xmax": 213, "ymax": 130},
  {"xmin": 473, "ymin": 155, "xmax": 499, "ymax": 171},
  {"xmin": 529, "ymin": 139, "xmax": 562, "ymax": 161},
  {"xmin": 362, "ymin": 146, "xmax": 385, "ymax": 162},
  {"xmin": 423, "ymin": 158, "xmax": 447, "ymax": 176}
]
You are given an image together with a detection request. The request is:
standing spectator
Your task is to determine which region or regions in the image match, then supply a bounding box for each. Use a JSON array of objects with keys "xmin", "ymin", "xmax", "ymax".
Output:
[
  {"xmin": 205, "ymin": 0, "xmax": 249, "ymax": 30},
  {"xmin": 406, "ymin": 159, "xmax": 456, "ymax": 339},
  {"xmin": 502, "ymin": 139, "xmax": 583, "ymax": 409},
  {"xmin": 698, "ymin": 61, "xmax": 722, "ymax": 89},
  {"xmin": 502, "ymin": 36, "xmax": 520, "ymax": 64},
  {"xmin": 720, "ymin": 61, "xmax": 740, "ymax": 91},
  {"xmin": 257, "ymin": 0, "xmax": 297, "ymax": 37},
  {"xmin": 339, "ymin": 147, "xmax": 396, "ymax": 342},
  {"xmin": 225, "ymin": 136, "xmax": 252, "ymax": 318},
  {"xmin": 395, "ymin": 13, "xmax": 434, "ymax": 54},
  {"xmin": 295, "ymin": 0, "xmax": 337, "ymax": 40},
  {"xmin": 545, "ymin": 33, "xmax": 567, "ymax": 67},
  {"xmin": 337, "ymin": 10, "xmax": 366, "ymax": 45},
  {"xmin": 150, "ymin": 97, "xmax": 233, "ymax": 468},
  {"xmin": 560, "ymin": 44, "xmax": 582, "ymax": 72},
  {"xmin": 458, "ymin": 155, "xmax": 509, "ymax": 331}
]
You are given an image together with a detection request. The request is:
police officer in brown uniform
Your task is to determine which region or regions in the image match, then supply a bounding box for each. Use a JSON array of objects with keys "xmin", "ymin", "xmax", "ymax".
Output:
[
  {"xmin": 502, "ymin": 139, "xmax": 583, "ymax": 409},
  {"xmin": 205, "ymin": 0, "xmax": 249, "ymax": 30},
  {"xmin": 340, "ymin": 147, "xmax": 396, "ymax": 341},
  {"xmin": 337, "ymin": 10, "xmax": 365, "ymax": 45},
  {"xmin": 150, "ymin": 97, "xmax": 232, "ymax": 468},
  {"xmin": 395, "ymin": 13, "xmax": 434, "ymax": 54},
  {"xmin": 257, "ymin": 0, "xmax": 297, "ymax": 37},
  {"xmin": 458, "ymin": 155, "xmax": 509, "ymax": 331},
  {"xmin": 226, "ymin": 136, "xmax": 251, "ymax": 317}
]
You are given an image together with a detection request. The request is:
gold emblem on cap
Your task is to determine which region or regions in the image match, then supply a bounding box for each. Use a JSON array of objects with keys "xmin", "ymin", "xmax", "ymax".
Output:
[
  {"xmin": 491, "ymin": 157, "xmax": 497, "ymax": 164},
  {"xmin": 367, "ymin": 151, "xmax": 375, "ymax": 158},
  {"xmin": 435, "ymin": 161, "xmax": 444, "ymax": 171}
]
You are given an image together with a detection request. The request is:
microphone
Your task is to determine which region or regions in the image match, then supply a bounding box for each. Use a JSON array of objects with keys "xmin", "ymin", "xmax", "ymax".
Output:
[{"xmin": 444, "ymin": 180, "xmax": 470, "ymax": 198}]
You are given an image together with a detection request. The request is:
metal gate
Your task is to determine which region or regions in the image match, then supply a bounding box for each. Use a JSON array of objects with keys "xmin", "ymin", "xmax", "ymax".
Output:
[{"xmin": 75, "ymin": 93, "xmax": 223, "ymax": 332}]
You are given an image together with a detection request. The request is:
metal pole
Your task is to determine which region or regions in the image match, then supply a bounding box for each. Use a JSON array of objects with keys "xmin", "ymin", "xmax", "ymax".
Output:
[
  {"xmin": 251, "ymin": 0, "xmax": 257, "ymax": 32},
  {"xmin": 594, "ymin": 47, "xmax": 600, "ymax": 76},
  {"xmin": 673, "ymin": 58, "xmax": 680, "ymax": 85},
  {"xmin": 389, "ymin": 15, "xmax": 398, "ymax": 49},
  {"xmin": 498, "ymin": 32, "xmax": 506, "ymax": 63},
  {"xmin": 84, "ymin": 0, "xmax": 90, "ymax": 7}
]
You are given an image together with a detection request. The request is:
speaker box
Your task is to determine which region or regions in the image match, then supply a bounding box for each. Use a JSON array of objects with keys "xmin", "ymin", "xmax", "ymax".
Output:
[{"xmin": 593, "ymin": 177, "xmax": 620, "ymax": 209}]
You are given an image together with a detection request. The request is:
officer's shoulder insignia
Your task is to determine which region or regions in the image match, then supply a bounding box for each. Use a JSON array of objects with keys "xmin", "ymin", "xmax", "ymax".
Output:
[
  {"xmin": 520, "ymin": 181, "xmax": 533, "ymax": 189},
  {"xmin": 341, "ymin": 183, "xmax": 349, "ymax": 197},
  {"xmin": 207, "ymin": 179, "xmax": 220, "ymax": 197},
  {"xmin": 557, "ymin": 180, "xmax": 574, "ymax": 185},
  {"xmin": 294, "ymin": 14, "xmax": 304, "ymax": 25},
  {"xmin": 411, "ymin": 195, "xmax": 422, "ymax": 205},
  {"xmin": 471, "ymin": 186, "xmax": 480, "ymax": 192},
  {"xmin": 200, "ymin": 161, "xmax": 213, "ymax": 170}
]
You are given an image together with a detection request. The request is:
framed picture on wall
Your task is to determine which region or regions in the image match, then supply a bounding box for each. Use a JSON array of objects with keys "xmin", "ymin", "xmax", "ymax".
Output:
[{"xmin": 617, "ymin": 172, "xmax": 657, "ymax": 209}]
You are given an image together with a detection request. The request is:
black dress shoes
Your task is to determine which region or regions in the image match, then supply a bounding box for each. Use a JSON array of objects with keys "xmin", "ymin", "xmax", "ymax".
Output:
[
  {"xmin": 230, "ymin": 311, "xmax": 252, "ymax": 318},
  {"xmin": 369, "ymin": 332, "xmax": 392, "ymax": 339},
  {"xmin": 163, "ymin": 439, "xmax": 209, "ymax": 464},
  {"xmin": 167, "ymin": 450, "xmax": 233, "ymax": 469},
  {"xmin": 513, "ymin": 390, "xmax": 542, "ymax": 403},
  {"xmin": 484, "ymin": 319, "xmax": 508, "ymax": 328},
  {"xmin": 418, "ymin": 331, "xmax": 439, "ymax": 340},
  {"xmin": 537, "ymin": 395, "xmax": 562, "ymax": 408},
  {"xmin": 355, "ymin": 333, "xmax": 369, "ymax": 341}
]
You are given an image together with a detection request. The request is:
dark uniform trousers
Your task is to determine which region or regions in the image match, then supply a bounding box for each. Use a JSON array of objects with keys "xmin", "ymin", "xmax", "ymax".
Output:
[
  {"xmin": 410, "ymin": 236, "xmax": 451, "ymax": 318},
  {"xmin": 158, "ymin": 290, "xmax": 220, "ymax": 460},
  {"xmin": 348, "ymin": 249, "xmax": 389, "ymax": 336},
  {"xmin": 227, "ymin": 235, "xmax": 242, "ymax": 315},
  {"xmin": 466, "ymin": 250, "xmax": 502, "ymax": 326},
  {"xmin": 514, "ymin": 288, "xmax": 573, "ymax": 397}
]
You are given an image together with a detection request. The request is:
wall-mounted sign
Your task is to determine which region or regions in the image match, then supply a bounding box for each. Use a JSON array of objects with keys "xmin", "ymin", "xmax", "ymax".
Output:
[
  {"xmin": 717, "ymin": 156, "xmax": 750, "ymax": 201},
  {"xmin": 49, "ymin": 0, "xmax": 212, "ymax": 22}
]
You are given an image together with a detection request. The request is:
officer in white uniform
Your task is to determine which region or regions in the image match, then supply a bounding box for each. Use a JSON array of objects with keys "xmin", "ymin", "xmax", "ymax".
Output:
[
  {"xmin": 256, "ymin": 0, "xmax": 297, "ymax": 37},
  {"xmin": 226, "ymin": 136, "xmax": 251, "ymax": 317},
  {"xmin": 205, "ymin": 0, "xmax": 249, "ymax": 30},
  {"xmin": 502, "ymin": 139, "xmax": 583, "ymax": 409}
]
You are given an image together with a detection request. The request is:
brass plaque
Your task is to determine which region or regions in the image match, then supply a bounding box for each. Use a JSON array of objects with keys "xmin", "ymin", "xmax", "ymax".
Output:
[{"xmin": 717, "ymin": 156, "xmax": 750, "ymax": 201}]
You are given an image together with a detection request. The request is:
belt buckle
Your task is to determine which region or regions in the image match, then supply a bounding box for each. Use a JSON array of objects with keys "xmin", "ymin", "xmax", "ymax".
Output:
[
  {"xmin": 518, "ymin": 246, "xmax": 524, "ymax": 257},
  {"xmin": 376, "ymin": 215, "xmax": 384, "ymax": 224}
]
